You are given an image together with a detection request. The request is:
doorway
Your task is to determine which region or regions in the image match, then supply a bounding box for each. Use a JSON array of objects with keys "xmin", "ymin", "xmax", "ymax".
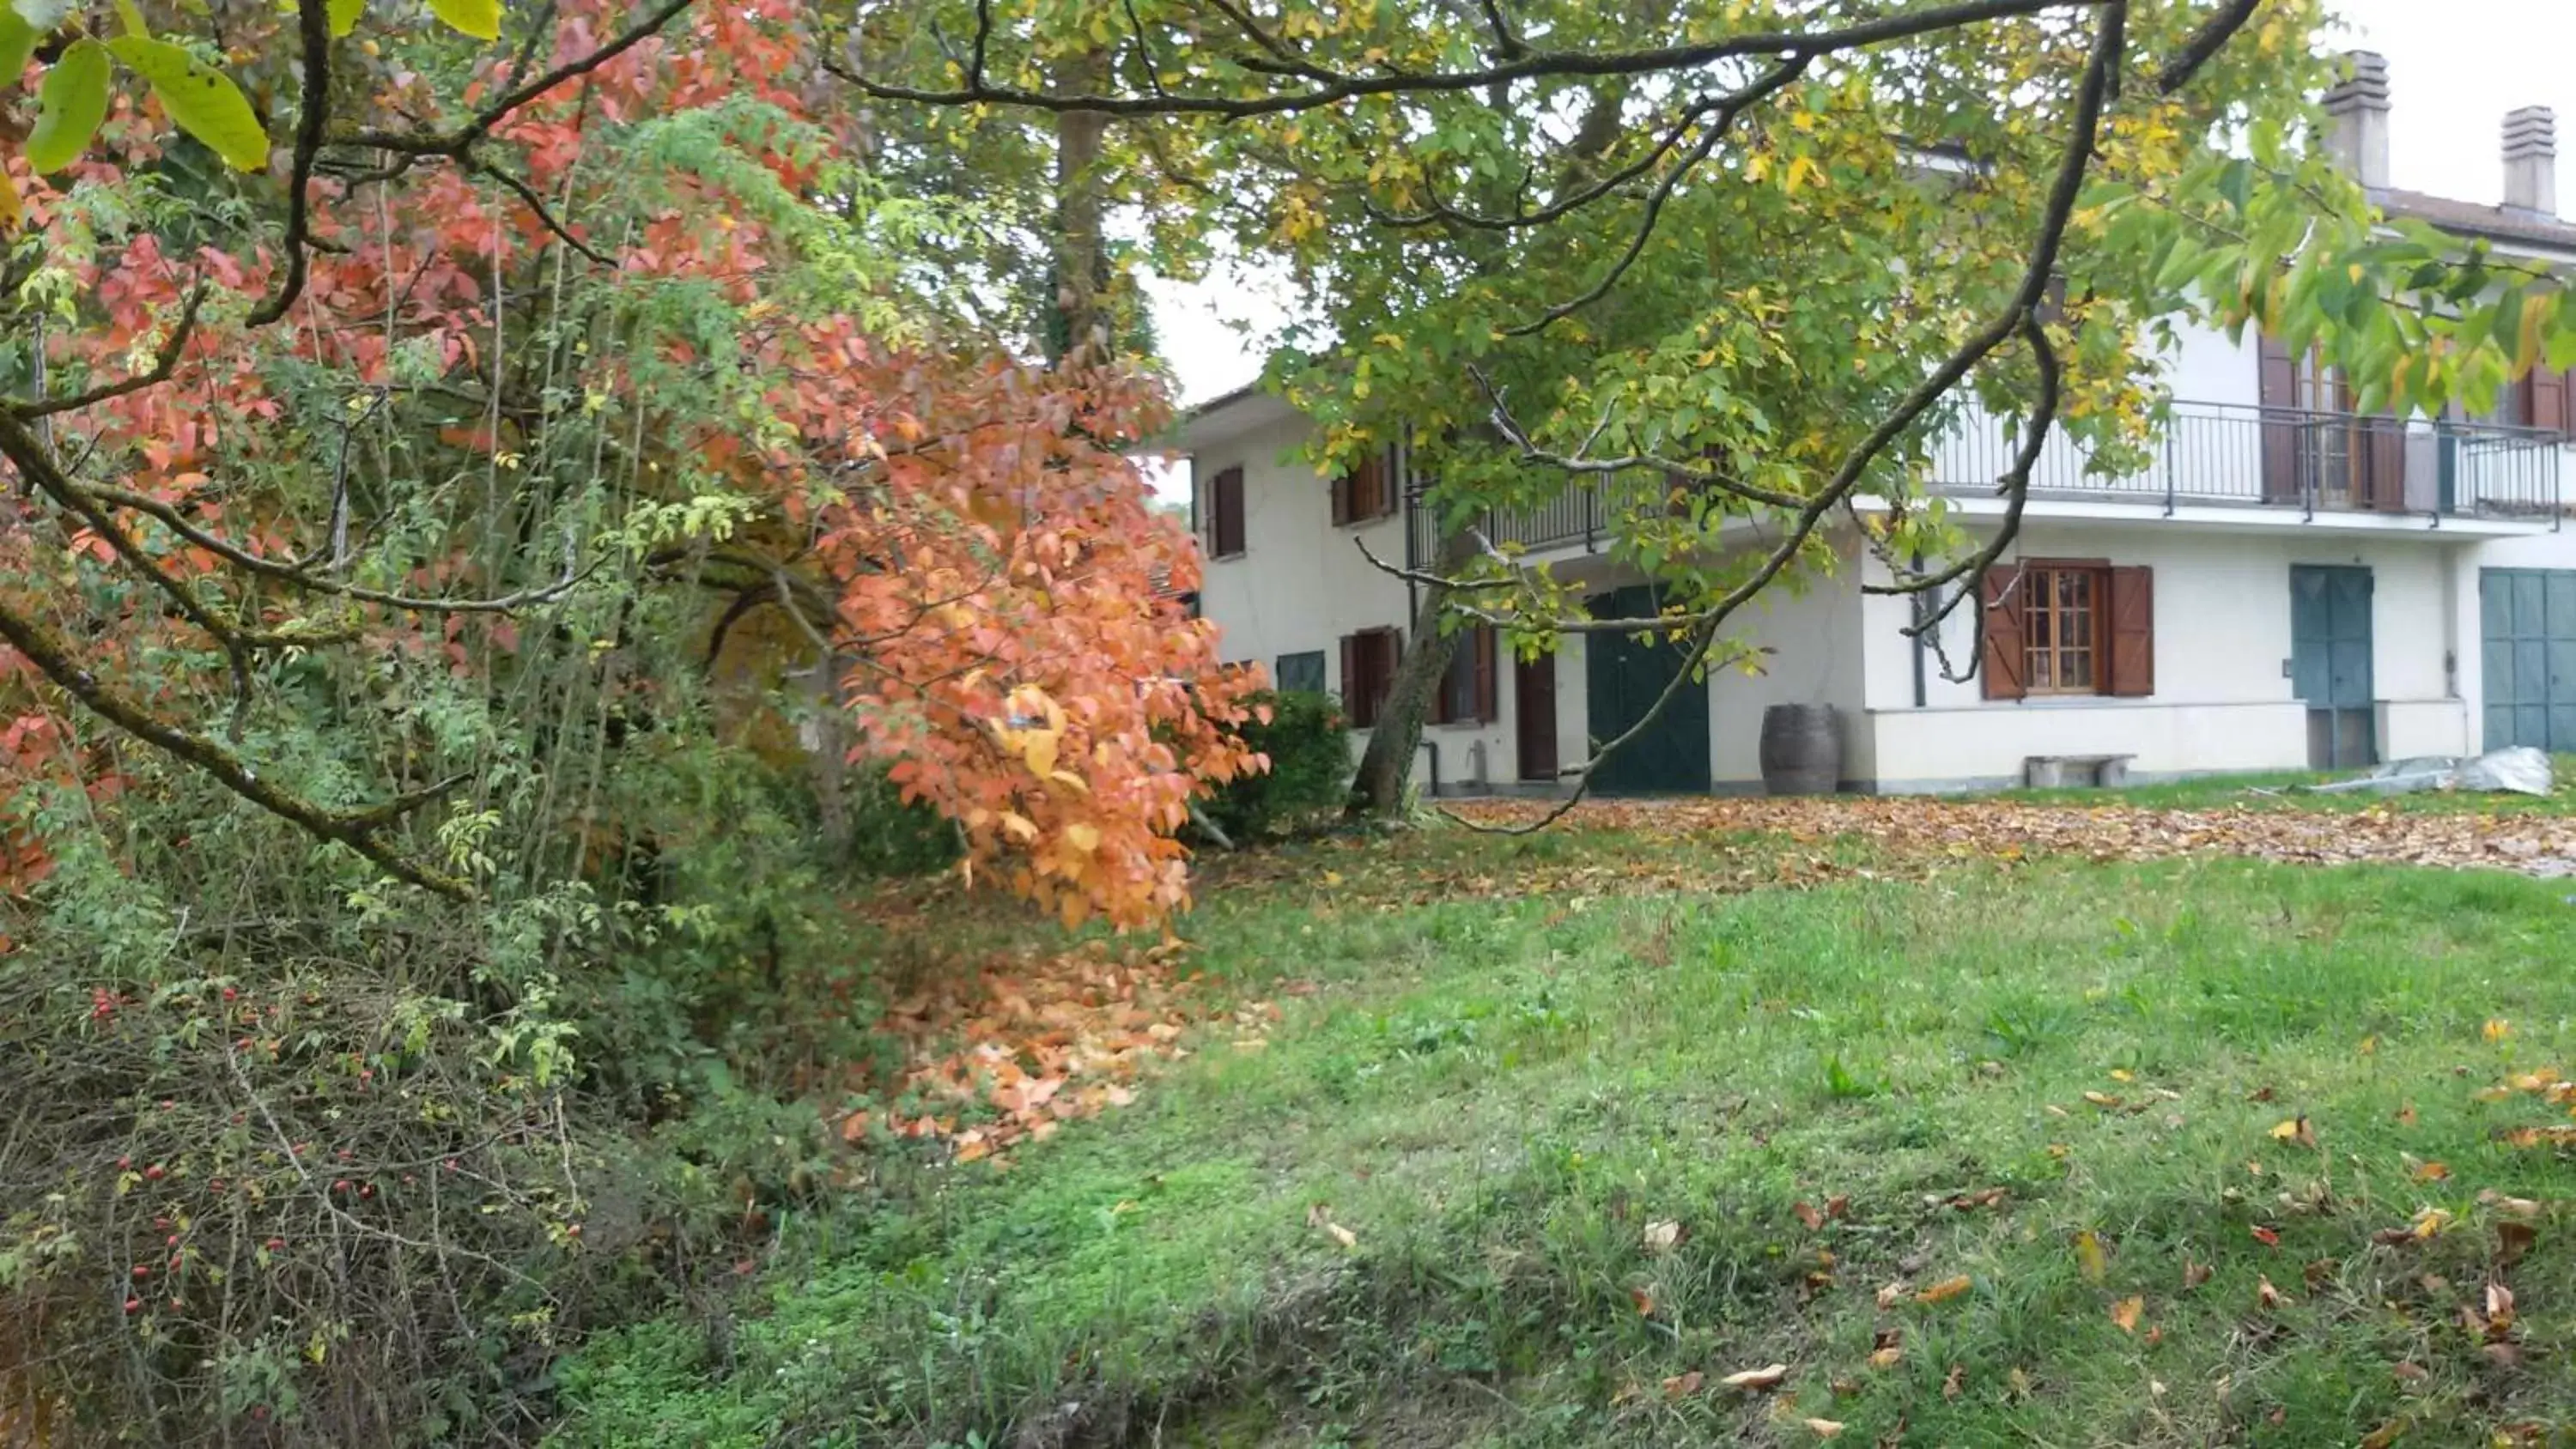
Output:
[{"xmin": 2289, "ymin": 564, "xmax": 2375, "ymax": 769}]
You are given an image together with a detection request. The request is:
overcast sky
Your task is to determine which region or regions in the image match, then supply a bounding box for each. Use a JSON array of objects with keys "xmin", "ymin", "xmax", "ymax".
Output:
[{"xmin": 1146, "ymin": 1, "xmax": 2576, "ymax": 413}]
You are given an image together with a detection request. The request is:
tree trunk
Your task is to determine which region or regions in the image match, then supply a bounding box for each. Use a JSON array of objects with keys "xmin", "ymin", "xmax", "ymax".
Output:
[
  {"xmin": 1048, "ymin": 48, "xmax": 1109, "ymax": 363},
  {"xmin": 1348, "ymin": 526, "xmax": 1477, "ymax": 816}
]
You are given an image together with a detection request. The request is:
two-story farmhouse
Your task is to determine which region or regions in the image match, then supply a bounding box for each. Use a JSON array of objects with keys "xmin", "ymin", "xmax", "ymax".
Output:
[{"xmin": 1183, "ymin": 54, "xmax": 2576, "ymax": 795}]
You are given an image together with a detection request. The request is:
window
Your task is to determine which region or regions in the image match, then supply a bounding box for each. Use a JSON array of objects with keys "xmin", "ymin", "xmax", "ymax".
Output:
[
  {"xmin": 1329, "ymin": 446, "xmax": 1399, "ymax": 525},
  {"xmin": 1339, "ymin": 627, "xmax": 1401, "ymax": 728},
  {"xmin": 1274, "ymin": 650, "xmax": 1326, "ymax": 694},
  {"xmin": 1205, "ymin": 465, "xmax": 1246, "ymax": 559},
  {"xmin": 1431, "ymin": 625, "xmax": 1497, "ymax": 724},
  {"xmin": 2023, "ymin": 564, "xmax": 2100, "ymax": 694},
  {"xmin": 1979, "ymin": 561, "xmax": 2154, "ymax": 701}
]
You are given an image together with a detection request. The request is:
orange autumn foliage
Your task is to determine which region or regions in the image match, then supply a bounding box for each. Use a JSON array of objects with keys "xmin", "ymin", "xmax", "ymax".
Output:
[{"xmin": 0, "ymin": 2, "xmax": 1263, "ymax": 925}]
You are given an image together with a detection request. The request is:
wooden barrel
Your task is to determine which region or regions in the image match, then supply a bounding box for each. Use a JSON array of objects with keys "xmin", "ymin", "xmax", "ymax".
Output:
[{"xmin": 1759, "ymin": 704, "xmax": 1843, "ymax": 796}]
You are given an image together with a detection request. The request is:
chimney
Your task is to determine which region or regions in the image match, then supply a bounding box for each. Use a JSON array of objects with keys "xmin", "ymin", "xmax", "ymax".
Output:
[
  {"xmin": 2504, "ymin": 106, "xmax": 2557, "ymax": 215},
  {"xmin": 2323, "ymin": 51, "xmax": 2391, "ymax": 191}
]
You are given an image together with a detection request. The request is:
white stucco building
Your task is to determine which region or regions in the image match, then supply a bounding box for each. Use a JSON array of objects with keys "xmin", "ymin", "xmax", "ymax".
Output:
[{"xmin": 1180, "ymin": 56, "xmax": 2576, "ymax": 794}]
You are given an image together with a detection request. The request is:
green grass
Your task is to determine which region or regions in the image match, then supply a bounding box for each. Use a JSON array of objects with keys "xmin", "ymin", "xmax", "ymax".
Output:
[
  {"xmin": 1990, "ymin": 755, "xmax": 2576, "ymax": 814},
  {"xmin": 554, "ymin": 845, "xmax": 2576, "ymax": 1448}
]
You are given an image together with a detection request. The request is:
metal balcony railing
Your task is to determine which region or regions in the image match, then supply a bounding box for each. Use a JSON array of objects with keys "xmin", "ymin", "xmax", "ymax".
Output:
[
  {"xmin": 1405, "ymin": 401, "xmax": 2566, "ymax": 562},
  {"xmin": 1923, "ymin": 399, "xmax": 2564, "ymax": 523}
]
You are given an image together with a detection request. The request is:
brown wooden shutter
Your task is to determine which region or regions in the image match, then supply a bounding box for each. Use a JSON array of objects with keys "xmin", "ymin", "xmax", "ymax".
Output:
[
  {"xmin": 2106, "ymin": 566, "xmax": 2154, "ymax": 697},
  {"xmin": 1979, "ymin": 564, "xmax": 2028, "ymax": 701},
  {"xmin": 1329, "ymin": 469, "xmax": 1352, "ymax": 526},
  {"xmin": 1339, "ymin": 633, "xmax": 1362, "ymax": 724},
  {"xmin": 2257, "ymin": 330, "xmax": 2301, "ymax": 504},
  {"xmin": 1429, "ymin": 633, "xmax": 1455, "ymax": 726},
  {"xmin": 2532, "ymin": 365, "xmax": 2569, "ymax": 437},
  {"xmin": 1212, "ymin": 467, "xmax": 1246, "ymax": 556},
  {"xmin": 1473, "ymin": 624, "xmax": 1498, "ymax": 723},
  {"xmin": 1377, "ymin": 446, "xmax": 1400, "ymax": 518}
]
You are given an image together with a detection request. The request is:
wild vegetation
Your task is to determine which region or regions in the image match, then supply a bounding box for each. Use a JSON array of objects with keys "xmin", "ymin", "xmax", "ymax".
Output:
[{"xmin": 3, "ymin": 2, "xmax": 2576, "ymax": 1446}]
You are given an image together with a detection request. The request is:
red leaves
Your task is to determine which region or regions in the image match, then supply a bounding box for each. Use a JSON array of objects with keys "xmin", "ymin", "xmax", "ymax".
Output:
[{"xmin": 851, "ymin": 939, "xmax": 1268, "ymax": 1163}]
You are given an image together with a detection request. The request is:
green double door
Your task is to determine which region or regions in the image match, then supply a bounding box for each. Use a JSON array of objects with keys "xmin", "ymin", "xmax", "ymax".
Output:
[
  {"xmin": 1583, "ymin": 585, "xmax": 1711, "ymax": 794},
  {"xmin": 2481, "ymin": 568, "xmax": 2576, "ymax": 753},
  {"xmin": 2290, "ymin": 565, "xmax": 2375, "ymax": 769}
]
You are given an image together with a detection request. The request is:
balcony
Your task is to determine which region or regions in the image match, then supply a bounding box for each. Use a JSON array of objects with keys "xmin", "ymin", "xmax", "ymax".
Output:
[
  {"xmin": 1404, "ymin": 400, "xmax": 2566, "ymax": 567},
  {"xmin": 1925, "ymin": 399, "xmax": 2564, "ymax": 524}
]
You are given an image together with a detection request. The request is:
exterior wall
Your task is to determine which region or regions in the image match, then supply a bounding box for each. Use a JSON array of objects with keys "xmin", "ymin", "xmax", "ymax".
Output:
[
  {"xmin": 1189, "ymin": 418, "xmax": 1516, "ymax": 793},
  {"xmin": 1706, "ymin": 555, "xmax": 1871, "ymax": 789},
  {"xmin": 1856, "ymin": 519, "xmax": 2476, "ymax": 789}
]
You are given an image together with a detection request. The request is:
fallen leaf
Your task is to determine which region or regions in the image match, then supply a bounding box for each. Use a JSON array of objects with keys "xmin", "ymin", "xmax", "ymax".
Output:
[
  {"xmin": 2482, "ymin": 1342, "xmax": 2524, "ymax": 1368},
  {"xmin": 2411, "ymin": 1207, "xmax": 2453, "ymax": 1240},
  {"xmin": 2498, "ymin": 1125, "xmax": 2576, "ymax": 1148},
  {"xmin": 1629, "ymin": 1285, "xmax": 1656, "ymax": 1318},
  {"xmin": 1719, "ymin": 1363, "xmax": 1789, "ymax": 1392},
  {"xmin": 1305, "ymin": 1202, "xmax": 1333, "ymax": 1228},
  {"xmin": 2304, "ymin": 1258, "xmax": 2337, "ymax": 1292},
  {"xmin": 1825, "ymin": 1194, "xmax": 1850, "ymax": 1219},
  {"xmin": 2360, "ymin": 1034, "xmax": 2379, "ymax": 1056},
  {"xmin": 2251, "ymin": 1224, "xmax": 2281, "ymax": 1247},
  {"xmin": 2477, "ymin": 1190, "xmax": 2543, "ymax": 1219},
  {"xmin": 2405, "ymin": 1157, "xmax": 2449, "ymax": 1183},
  {"xmin": 2247, "ymin": 1084, "xmax": 2276, "ymax": 1102},
  {"xmin": 2485, "ymin": 1018, "xmax": 2512, "ymax": 1043},
  {"xmin": 1643, "ymin": 1219, "xmax": 1684, "ymax": 1253},
  {"xmin": 1868, "ymin": 1344, "xmax": 1903, "ymax": 1370},
  {"xmin": 1803, "ymin": 1419, "xmax": 1845, "ymax": 1440},
  {"xmin": 2269, "ymin": 1116, "xmax": 2318, "ymax": 1149},
  {"xmin": 1874, "ymin": 1281, "xmax": 1907, "ymax": 1309},
  {"xmin": 2497, "ymin": 1221, "xmax": 2537, "ymax": 1268},
  {"xmin": 2486, "ymin": 1281, "xmax": 2515, "ymax": 1331},
  {"xmin": 1326, "ymin": 1222, "xmax": 1358, "ymax": 1250},
  {"xmin": 2391, "ymin": 1361, "xmax": 2428, "ymax": 1384},
  {"xmin": 2005, "ymin": 1366, "xmax": 2032, "ymax": 1400},
  {"xmin": 2396, "ymin": 1101, "xmax": 2417, "ymax": 1126},
  {"xmin": 2360, "ymin": 1418, "xmax": 2407, "ymax": 1449},
  {"xmin": 2074, "ymin": 1230, "xmax": 2107, "ymax": 1282},
  {"xmin": 2083, "ymin": 1091, "xmax": 2123, "ymax": 1109},
  {"xmin": 1948, "ymin": 1186, "xmax": 2008, "ymax": 1210},
  {"xmin": 2182, "ymin": 1258, "xmax": 2213, "ymax": 1289},
  {"xmin": 2257, "ymin": 1276, "xmax": 2282, "ymax": 1309},
  {"xmin": 2111, "ymin": 1296, "xmax": 2142, "ymax": 1333},
  {"xmin": 1662, "ymin": 1370, "xmax": 1704, "ymax": 1399},
  {"xmin": 1794, "ymin": 1200, "xmax": 1826, "ymax": 1230},
  {"xmin": 1915, "ymin": 1275, "xmax": 1972, "ymax": 1305},
  {"xmin": 2109, "ymin": 1069, "xmax": 2135, "ymax": 1082},
  {"xmin": 1941, "ymin": 1364, "xmax": 1965, "ymax": 1400}
]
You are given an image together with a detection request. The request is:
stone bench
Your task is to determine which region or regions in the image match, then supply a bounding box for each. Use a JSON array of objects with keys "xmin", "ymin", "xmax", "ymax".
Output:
[{"xmin": 2023, "ymin": 754, "xmax": 2135, "ymax": 790}]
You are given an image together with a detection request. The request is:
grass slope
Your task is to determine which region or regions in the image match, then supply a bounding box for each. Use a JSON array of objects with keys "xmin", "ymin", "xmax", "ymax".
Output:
[{"xmin": 557, "ymin": 848, "xmax": 2576, "ymax": 1448}]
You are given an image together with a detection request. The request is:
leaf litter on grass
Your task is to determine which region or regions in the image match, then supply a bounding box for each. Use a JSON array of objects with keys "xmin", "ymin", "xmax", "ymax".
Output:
[{"xmin": 841, "ymin": 937, "xmax": 1276, "ymax": 1163}]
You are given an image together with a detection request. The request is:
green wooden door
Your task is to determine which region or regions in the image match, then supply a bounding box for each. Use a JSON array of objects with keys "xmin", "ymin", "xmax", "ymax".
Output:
[
  {"xmin": 1583, "ymin": 585, "xmax": 1711, "ymax": 794},
  {"xmin": 2290, "ymin": 564, "xmax": 2375, "ymax": 769},
  {"xmin": 2481, "ymin": 567, "xmax": 2576, "ymax": 752}
]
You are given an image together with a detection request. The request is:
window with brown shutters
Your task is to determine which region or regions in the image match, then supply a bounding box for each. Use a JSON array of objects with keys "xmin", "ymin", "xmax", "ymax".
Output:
[
  {"xmin": 1430, "ymin": 625, "xmax": 1498, "ymax": 725},
  {"xmin": 1979, "ymin": 560, "xmax": 2154, "ymax": 700},
  {"xmin": 2508, "ymin": 365, "xmax": 2576, "ymax": 440},
  {"xmin": 1339, "ymin": 627, "xmax": 1401, "ymax": 727},
  {"xmin": 1208, "ymin": 465, "xmax": 1246, "ymax": 558},
  {"xmin": 1330, "ymin": 447, "xmax": 1397, "ymax": 525}
]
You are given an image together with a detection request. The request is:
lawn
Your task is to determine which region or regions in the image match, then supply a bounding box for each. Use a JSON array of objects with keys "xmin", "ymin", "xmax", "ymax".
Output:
[{"xmin": 554, "ymin": 815, "xmax": 2576, "ymax": 1449}]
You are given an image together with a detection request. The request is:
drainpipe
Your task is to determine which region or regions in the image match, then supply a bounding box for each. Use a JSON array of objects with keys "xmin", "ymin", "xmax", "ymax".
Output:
[
  {"xmin": 1909, "ymin": 550, "xmax": 1929, "ymax": 709},
  {"xmin": 1417, "ymin": 737, "xmax": 1442, "ymax": 798}
]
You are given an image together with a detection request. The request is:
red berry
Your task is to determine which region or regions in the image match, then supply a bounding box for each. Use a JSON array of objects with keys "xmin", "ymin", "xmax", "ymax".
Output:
[
  {"xmin": 124, "ymin": 1297, "xmax": 141, "ymax": 1313},
  {"xmin": 132, "ymin": 1265, "xmax": 149, "ymax": 1278},
  {"xmin": 220, "ymin": 986, "xmax": 238, "ymax": 1001},
  {"xmin": 142, "ymin": 1164, "xmax": 165, "ymax": 1181}
]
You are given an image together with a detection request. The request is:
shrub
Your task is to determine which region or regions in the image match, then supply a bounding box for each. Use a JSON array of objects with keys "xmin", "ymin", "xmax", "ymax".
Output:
[{"xmin": 1198, "ymin": 690, "xmax": 1352, "ymax": 841}]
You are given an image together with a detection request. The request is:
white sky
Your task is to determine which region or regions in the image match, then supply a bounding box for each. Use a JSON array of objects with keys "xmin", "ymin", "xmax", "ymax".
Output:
[{"xmin": 1142, "ymin": 0, "xmax": 2576, "ymax": 501}]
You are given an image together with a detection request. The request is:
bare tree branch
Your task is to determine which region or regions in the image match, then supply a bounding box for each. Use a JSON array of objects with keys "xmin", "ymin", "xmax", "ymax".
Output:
[
  {"xmin": 248, "ymin": 0, "xmax": 334, "ymax": 327},
  {"xmin": 9, "ymin": 284, "xmax": 210, "ymax": 420},
  {"xmin": 2157, "ymin": 0, "xmax": 2266, "ymax": 95},
  {"xmin": 828, "ymin": 0, "xmax": 2102, "ymax": 118}
]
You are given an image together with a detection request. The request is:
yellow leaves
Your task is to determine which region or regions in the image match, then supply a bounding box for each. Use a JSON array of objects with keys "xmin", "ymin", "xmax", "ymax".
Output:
[
  {"xmin": 0, "ymin": 167, "xmax": 18, "ymax": 231},
  {"xmin": 1022, "ymin": 731, "xmax": 1060, "ymax": 779},
  {"xmin": 1914, "ymin": 1275, "xmax": 1972, "ymax": 1305},
  {"xmin": 1718, "ymin": 1363, "xmax": 1789, "ymax": 1391},
  {"xmin": 2409, "ymin": 1207, "xmax": 2454, "ymax": 1240},
  {"xmin": 1802, "ymin": 1419, "xmax": 1845, "ymax": 1440},
  {"xmin": 1783, "ymin": 155, "xmax": 1825, "ymax": 194},
  {"xmin": 2074, "ymin": 1230, "xmax": 2107, "ymax": 1283},
  {"xmin": 2484, "ymin": 1017, "xmax": 2512, "ymax": 1043},
  {"xmin": 998, "ymin": 810, "xmax": 1040, "ymax": 845},
  {"xmin": 2111, "ymin": 1296, "xmax": 2143, "ymax": 1334},
  {"xmin": 1063, "ymin": 822, "xmax": 1100, "ymax": 855},
  {"xmin": 2269, "ymin": 1115, "xmax": 2318, "ymax": 1149},
  {"xmin": 2404, "ymin": 1155, "xmax": 2450, "ymax": 1183}
]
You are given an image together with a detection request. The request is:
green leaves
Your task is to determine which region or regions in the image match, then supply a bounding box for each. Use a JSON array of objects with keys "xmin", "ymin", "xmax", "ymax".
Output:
[
  {"xmin": 0, "ymin": 5, "xmax": 38, "ymax": 85},
  {"xmin": 428, "ymin": 0, "xmax": 502, "ymax": 40},
  {"xmin": 27, "ymin": 38, "xmax": 109, "ymax": 173},
  {"xmin": 327, "ymin": 0, "xmax": 365, "ymax": 38},
  {"xmin": 106, "ymin": 34, "xmax": 270, "ymax": 171}
]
